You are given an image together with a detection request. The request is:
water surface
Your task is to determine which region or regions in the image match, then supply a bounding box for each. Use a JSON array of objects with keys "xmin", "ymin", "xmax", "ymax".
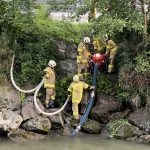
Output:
[{"xmin": 0, "ymin": 135, "xmax": 149, "ymax": 150}]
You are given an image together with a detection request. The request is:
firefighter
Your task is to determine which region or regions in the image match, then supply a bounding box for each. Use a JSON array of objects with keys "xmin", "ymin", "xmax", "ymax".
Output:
[
  {"xmin": 43, "ymin": 60, "xmax": 56, "ymax": 108},
  {"xmin": 77, "ymin": 37, "xmax": 91, "ymax": 79},
  {"xmin": 68, "ymin": 75, "xmax": 95, "ymax": 120},
  {"xmin": 105, "ymin": 35, "xmax": 117, "ymax": 73},
  {"xmin": 93, "ymin": 37, "xmax": 106, "ymax": 54}
]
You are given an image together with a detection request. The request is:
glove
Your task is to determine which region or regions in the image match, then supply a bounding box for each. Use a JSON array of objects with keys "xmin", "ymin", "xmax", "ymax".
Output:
[
  {"xmin": 68, "ymin": 95, "xmax": 72, "ymax": 100},
  {"xmin": 90, "ymin": 86, "xmax": 95, "ymax": 90},
  {"xmin": 68, "ymin": 94, "xmax": 71, "ymax": 97}
]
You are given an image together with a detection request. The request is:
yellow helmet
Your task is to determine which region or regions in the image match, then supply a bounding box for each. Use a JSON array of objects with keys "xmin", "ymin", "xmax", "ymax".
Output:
[{"xmin": 73, "ymin": 75, "xmax": 79, "ymax": 83}]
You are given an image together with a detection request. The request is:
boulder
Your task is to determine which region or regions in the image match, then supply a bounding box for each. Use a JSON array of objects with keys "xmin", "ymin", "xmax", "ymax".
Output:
[
  {"xmin": 59, "ymin": 124, "xmax": 72, "ymax": 136},
  {"xmin": 21, "ymin": 116, "xmax": 51, "ymax": 134},
  {"xmin": 8, "ymin": 130, "xmax": 45, "ymax": 143},
  {"xmin": 0, "ymin": 83, "xmax": 20, "ymax": 111},
  {"xmin": 45, "ymin": 109, "xmax": 64, "ymax": 130},
  {"xmin": 66, "ymin": 43, "xmax": 77, "ymax": 59},
  {"xmin": 59, "ymin": 59, "xmax": 77, "ymax": 76},
  {"xmin": 21, "ymin": 96, "xmax": 45, "ymax": 121},
  {"xmin": 58, "ymin": 49, "xmax": 66, "ymax": 59},
  {"xmin": 58, "ymin": 41, "xmax": 67, "ymax": 51},
  {"xmin": 138, "ymin": 135, "xmax": 150, "ymax": 144},
  {"xmin": 57, "ymin": 41, "xmax": 66, "ymax": 59},
  {"xmin": 91, "ymin": 94, "xmax": 121, "ymax": 123},
  {"xmin": 0, "ymin": 109, "xmax": 23, "ymax": 131},
  {"xmin": 107, "ymin": 119, "xmax": 138, "ymax": 139},
  {"xmin": 128, "ymin": 108, "xmax": 150, "ymax": 132},
  {"xmin": 48, "ymin": 115, "xmax": 63, "ymax": 130},
  {"xmin": 82, "ymin": 119, "xmax": 101, "ymax": 134},
  {"xmin": 110, "ymin": 109, "xmax": 131, "ymax": 120},
  {"xmin": 80, "ymin": 92, "xmax": 89, "ymax": 114},
  {"xmin": 128, "ymin": 95, "xmax": 142, "ymax": 111}
]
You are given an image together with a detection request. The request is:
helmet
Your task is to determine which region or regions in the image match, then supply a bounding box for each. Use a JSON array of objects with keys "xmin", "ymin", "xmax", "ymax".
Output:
[
  {"xmin": 73, "ymin": 75, "xmax": 79, "ymax": 83},
  {"xmin": 48, "ymin": 60, "xmax": 56, "ymax": 67},
  {"xmin": 83, "ymin": 37, "xmax": 91, "ymax": 43},
  {"xmin": 104, "ymin": 34, "xmax": 109, "ymax": 40}
]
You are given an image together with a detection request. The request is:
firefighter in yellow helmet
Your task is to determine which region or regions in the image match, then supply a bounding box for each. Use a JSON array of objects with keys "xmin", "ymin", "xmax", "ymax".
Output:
[
  {"xmin": 105, "ymin": 34, "xmax": 118, "ymax": 73},
  {"xmin": 43, "ymin": 60, "xmax": 56, "ymax": 108},
  {"xmin": 77, "ymin": 37, "xmax": 91, "ymax": 78},
  {"xmin": 68, "ymin": 75, "xmax": 94, "ymax": 120}
]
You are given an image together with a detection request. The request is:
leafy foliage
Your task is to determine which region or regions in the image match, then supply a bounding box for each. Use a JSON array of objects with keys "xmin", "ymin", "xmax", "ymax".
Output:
[
  {"xmin": 135, "ymin": 51, "xmax": 150, "ymax": 74},
  {"xmin": 55, "ymin": 76, "xmax": 73, "ymax": 106}
]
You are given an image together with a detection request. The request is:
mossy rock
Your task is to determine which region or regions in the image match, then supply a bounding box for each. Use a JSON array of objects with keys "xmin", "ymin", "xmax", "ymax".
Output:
[
  {"xmin": 107, "ymin": 119, "xmax": 137, "ymax": 139},
  {"xmin": 8, "ymin": 130, "xmax": 45, "ymax": 143}
]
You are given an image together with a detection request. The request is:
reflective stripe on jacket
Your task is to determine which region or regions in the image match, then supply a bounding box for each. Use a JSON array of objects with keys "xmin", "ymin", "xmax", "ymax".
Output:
[
  {"xmin": 68, "ymin": 81, "xmax": 89, "ymax": 103},
  {"xmin": 43, "ymin": 67, "xmax": 55, "ymax": 89}
]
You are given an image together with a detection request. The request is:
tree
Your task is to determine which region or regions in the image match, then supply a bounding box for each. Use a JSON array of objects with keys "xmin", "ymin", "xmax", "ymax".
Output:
[{"xmin": 47, "ymin": 0, "xmax": 150, "ymax": 40}]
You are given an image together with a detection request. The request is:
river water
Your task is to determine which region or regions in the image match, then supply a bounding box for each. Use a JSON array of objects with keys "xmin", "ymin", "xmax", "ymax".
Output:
[{"xmin": 0, "ymin": 134, "xmax": 149, "ymax": 150}]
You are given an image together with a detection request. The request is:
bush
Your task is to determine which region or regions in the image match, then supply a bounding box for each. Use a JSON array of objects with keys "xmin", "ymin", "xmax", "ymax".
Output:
[{"xmin": 55, "ymin": 76, "xmax": 73, "ymax": 106}]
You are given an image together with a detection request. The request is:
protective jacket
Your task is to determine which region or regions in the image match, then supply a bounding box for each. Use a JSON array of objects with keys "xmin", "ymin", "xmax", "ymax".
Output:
[
  {"xmin": 77, "ymin": 42, "xmax": 91, "ymax": 64},
  {"xmin": 93, "ymin": 37, "xmax": 106, "ymax": 52},
  {"xmin": 43, "ymin": 67, "xmax": 55, "ymax": 89},
  {"xmin": 68, "ymin": 81, "xmax": 89, "ymax": 103},
  {"xmin": 106, "ymin": 39, "xmax": 117, "ymax": 54}
]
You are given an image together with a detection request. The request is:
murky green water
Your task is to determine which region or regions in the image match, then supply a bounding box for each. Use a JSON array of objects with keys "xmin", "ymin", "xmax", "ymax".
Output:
[{"xmin": 0, "ymin": 135, "xmax": 149, "ymax": 150}]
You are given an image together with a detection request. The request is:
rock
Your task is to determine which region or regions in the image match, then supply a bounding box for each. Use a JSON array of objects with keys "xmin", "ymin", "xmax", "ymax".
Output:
[
  {"xmin": 82, "ymin": 119, "xmax": 101, "ymax": 134},
  {"xmin": 21, "ymin": 96, "xmax": 45, "ymax": 121},
  {"xmin": 138, "ymin": 135, "xmax": 150, "ymax": 144},
  {"xmin": 22, "ymin": 116, "xmax": 51, "ymax": 134},
  {"xmin": 48, "ymin": 115, "xmax": 63, "ymax": 130},
  {"xmin": 58, "ymin": 41, "xmax": 67, "ymax": 51},
  {"xmin": 110, "ymin": 109, "xmax": 131, "ymax": 120},
  {"xmin": 107, "ymin": 119, "xmax": 138, "ymax": 139},
  {"xmin": 91, "ymin": 94, "xmax": 121, "ymax": 123},
  {"xmin": 146, "ymin": 95, "xmax": 150, "ymax": 104},
  {"xmin": 66, "ymin": 43, "xmax": 77, "ymax": 59},
  {"xmin": 58, "ymin": 49, "xmax": 66, "ymax": 59},
  {"xmin": 128, "ymin": 95, "xmax": 142, "ymax": 111},
  {"xmin": 80, "ymin": 92, "xmax": 89, "ymax": 114},
  {"xmin": 59, "ymin": 59, "xmax": 77, "ymax": 76},
  {"xmin": 128, "ymin": 108, "xmax": 150, "ymax": 132},
  {"xmin": 43, "ymin": 108, "xmax": 64, "ymax": 130},
  {"xmin": 60, "ymin": 124, "xmax": 72, "ymax": 136},
  {"xmin": 0, "ymin": 109, "xmax": 23, "ymax": 131},
  {"xmin": 8, "ymin": 130, "xmax": 45, "ymax": 143},
  {"xmin": 57, "ymin": 41, "xmax": 66, "ymax": 59},
  {"xmin": 46, "ymin": 109, "xmax": 63, "ymax": 130},
  {"xmin": 0, "ymin": 83, "xmax": 20, "ymax": 111}
]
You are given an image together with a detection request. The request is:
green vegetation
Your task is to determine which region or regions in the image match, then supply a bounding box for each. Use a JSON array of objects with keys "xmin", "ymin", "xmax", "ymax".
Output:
[
  {"xmin": 55, "ymin": 76, "xmax": 73, "ymax": 105},
  {"xmin": 0, "ymin": 0, "xmax": 149, "ymax": 104},
  {"xmin": 107, "ymin": 119, "xmax": 136, "ymax": 138},
  {"xmin": 0, "ymin": 1, "xmax": 89, "ymax": 85}
]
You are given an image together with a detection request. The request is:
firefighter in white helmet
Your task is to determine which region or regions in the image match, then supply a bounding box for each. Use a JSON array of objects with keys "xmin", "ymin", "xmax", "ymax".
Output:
[
  {"xmin": 77, "ymin": 37, "xmax": 91, "ymax": 79},
  {"xmin": 68, "ymin": 75, "xmax": 94, "ymax": 120},
  {"xmin": 43, "ymin": 60, "xmax": 56, "ymax": 108}
]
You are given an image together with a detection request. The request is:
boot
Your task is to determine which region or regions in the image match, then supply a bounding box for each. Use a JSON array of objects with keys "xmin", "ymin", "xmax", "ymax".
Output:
[{"xmin": 48, "ymin": 101, "xmax": 55, "ymax": 109}]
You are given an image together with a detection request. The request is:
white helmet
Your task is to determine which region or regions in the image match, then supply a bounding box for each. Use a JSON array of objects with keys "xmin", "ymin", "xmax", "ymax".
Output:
[
  {"xmin": 104, "ymin": 34, "xmax": 109, "ymax": 40},
  {"xmin": 73, "ymin": 75, "xmax": 79, "ymax": 83},
  {"xmin": 48, "ymin": 60, "xmax": 56, "ymax": 67},
  {"xmin": 83, "ymin": 37, "xmax": 91, "ymax": 43}
]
